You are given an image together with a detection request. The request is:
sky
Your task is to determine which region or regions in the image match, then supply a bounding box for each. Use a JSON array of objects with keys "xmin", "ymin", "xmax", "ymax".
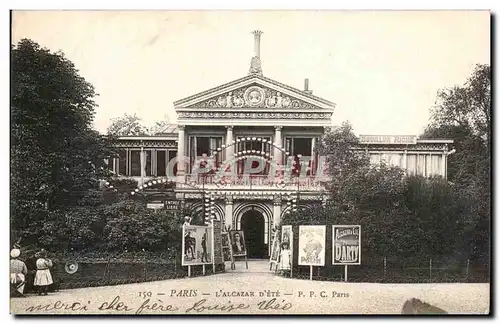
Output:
[{"xmin": 11, "ymin": 10, "xmax": 490, "ymax": 136}]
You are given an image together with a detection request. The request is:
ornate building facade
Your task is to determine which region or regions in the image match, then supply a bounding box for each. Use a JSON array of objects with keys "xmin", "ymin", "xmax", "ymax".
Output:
[{"xmin": 109, "ymin": 31, "xmax": 453, "ymax": 258}]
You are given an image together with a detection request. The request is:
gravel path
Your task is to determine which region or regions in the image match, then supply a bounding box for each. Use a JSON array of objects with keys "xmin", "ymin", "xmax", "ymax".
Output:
[{"xmin": 10, "ymin": 261, "xmax": 490, "ymax": 315}]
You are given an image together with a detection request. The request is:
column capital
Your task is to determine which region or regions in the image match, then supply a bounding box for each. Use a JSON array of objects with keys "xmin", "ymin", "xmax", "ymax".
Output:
[
  {"xmin": 225, "ymin": 196, "xmax": 233, "ymax": 204},
  {"xmin": 225, "ymin": 125, "xmax": 234, "ymax": 131},
  {"xmin": 273, "ymin": 196, "xmax": 282, "ymax": 205},
  {"xmin": 274, "ymin": 126, "xmax": 282, "ymax": 131},
  {"xmin": 178, "ymin": 125, "xmax": 185, "ymax": 131}
]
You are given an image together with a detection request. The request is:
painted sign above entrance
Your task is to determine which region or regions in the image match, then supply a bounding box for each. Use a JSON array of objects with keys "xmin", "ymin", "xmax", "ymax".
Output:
[{"xmin": 358, "ymin": 135, "xmax": 417, "ymax": 145}]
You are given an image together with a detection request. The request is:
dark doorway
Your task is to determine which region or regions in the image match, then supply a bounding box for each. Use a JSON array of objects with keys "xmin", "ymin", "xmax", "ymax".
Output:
[{"xmin": 240, "ymin": 209, "xmax": 266, "ymax": 259}]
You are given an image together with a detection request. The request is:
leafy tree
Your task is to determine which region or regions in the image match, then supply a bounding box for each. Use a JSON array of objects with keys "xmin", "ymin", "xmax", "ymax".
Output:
[
  {"xmin": 426, "ymin": 64, "xmax": 490, "ymax": 143},
  {"xmin": 106, "ymin": 113, "xmax": 174, "ymax": 137},
  {"xmin": 316, "ymin": 121, "xmax": 370, "ymax": 209},
  {"xmin": 11, "ymin": 39, "xmax": 115, "ymax": 246},
  {"xmin": 149, "ymin": 116, "xmax": 173, "ymax": 135},
  {"xmin": 401, "ymin": 176, "xmax": 473, "ymax": 260},
  {"xmin": 283, "ymin": 121, "xmax": 478, "ymax": 264},
  {"xmin": 106, "ymin": 113, "xmax": 150, "ymax": 136},
  {"xmin": 284, "ymin": 123, "xmax": 407, "ymax": 258},
  {"xmin": 102, "ymin": 194, "xmax": 184, "ymax": 253},
  {"xmin": 422, "ymin": 64, "xmax": 490, "ymax": 260}
]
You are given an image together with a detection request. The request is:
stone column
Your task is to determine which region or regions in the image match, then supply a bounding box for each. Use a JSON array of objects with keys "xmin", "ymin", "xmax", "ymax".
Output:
[
  {"xmin": 224, "ymin": 196, "xmax": 234, "ymax": 230},
  {"xmin": 177, "ymin": 125, "xmax": 186, "ymax": 183},
  {"xmin": 441, "ymin": 152, "xmax": 447, "ymax": 179},
  {"xmin": 274, "ymin": 126, "xmax": 283, "ymax": 166},
  {"xmin": 428, "ymin": 153, "xmax": 432, "ymax": 177},
  {"xmin": 225, "ymin": 125, "xmax": 234, "ymax": 162},
  {"xmin": 273, "ymin": 196, "xmax": 282, "ymax": 229},
  {"xmin": 402, "ymin": 149, "xmax": 408, "ymax": 175},
  {"xmin": 140, "ymin": 145, "xmax": 145, "ymax": 186},
  {"xmin": 311, "ymin": 137, "xmax": 316, "ymax": 175}
]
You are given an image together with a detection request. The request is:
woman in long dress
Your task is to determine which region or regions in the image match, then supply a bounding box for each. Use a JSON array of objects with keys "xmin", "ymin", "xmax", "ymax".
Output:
[
  {"xmin": 10, "ymin": 248, "xmax": 28, "ymax": 297},
  {"xmin": 34, "ymin": 250, "xmax": 53, "ymax": 296}
]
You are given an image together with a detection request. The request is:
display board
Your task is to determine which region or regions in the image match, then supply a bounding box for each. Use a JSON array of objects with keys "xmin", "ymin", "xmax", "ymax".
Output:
[
  {"xmin": 298, "ymin": 225, "xmax": 326, "ymax": 266},
  {"xmin": 182, "ymin": 225, "xmax": 213, "ymax": 266},
  {"xmin": 229, "ymin": 230, "xmax": 247, "ymax": 257},
  {"xmin": 332, "ymin": 225, "xmax": 361, "ymax": 265},
  {"xmin": 213, "ymin": 220, "xmax": 224, "ymax": 265},
  {"xmin": 221, "ymin": 232, "xmax": 233, "ymax": 262},
  {"xmin": 269, "ymin": 232, "xmax": 281, "ymax": 265}
]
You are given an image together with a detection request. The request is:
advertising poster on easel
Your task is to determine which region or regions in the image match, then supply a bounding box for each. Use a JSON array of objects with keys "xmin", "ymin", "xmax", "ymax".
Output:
[
  {"xmin": 212, "ymin": 220, "xmax": 224, "ymax": 266},
  {"xmin": 298, "ymin": 225, "xmax": 326, "ymax": 266},
  {"xmin": 229, "ymin": 230, "xmax": 247, "ymax": 257},
  {"xmin": 182, "ymin": 225, "xmax": 213, "ymax": 266},
  {"xmin": 229, "ymin": 230, "xmax": 248, "ymax": 269},
  {"xmin": 269, "ymin": 232, "xmax": 280, "ymax": 267},
  {"xmin": 221, "ymin": 232, "xmax": 233, "ymax": 262}
]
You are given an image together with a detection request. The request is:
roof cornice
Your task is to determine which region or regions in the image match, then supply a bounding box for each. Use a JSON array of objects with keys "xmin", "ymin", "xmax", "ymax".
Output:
[{"xmin": 173, "ymin": 74, "xmax": 335, "ymax": 107}]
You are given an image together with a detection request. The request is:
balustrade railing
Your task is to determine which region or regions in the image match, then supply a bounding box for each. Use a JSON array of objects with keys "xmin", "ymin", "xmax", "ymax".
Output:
[{"xmin": 184, "ymin": 174, "xmax": 325, "ymax": 189}]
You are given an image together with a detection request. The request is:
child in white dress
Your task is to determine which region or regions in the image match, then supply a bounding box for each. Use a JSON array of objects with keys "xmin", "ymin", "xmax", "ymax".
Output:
[
  {"xmin": 279, "ymin": 242, "xmax": 291, "ymax": 277},
  {"xmin": 34, "ymin": 250, "xmax": 53, "ymax": 296}
]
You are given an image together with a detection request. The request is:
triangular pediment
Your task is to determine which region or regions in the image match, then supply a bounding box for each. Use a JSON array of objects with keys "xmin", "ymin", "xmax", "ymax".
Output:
[{"xmin": 174, "ymin": 75, "xmax": 335, "ymax": 111}]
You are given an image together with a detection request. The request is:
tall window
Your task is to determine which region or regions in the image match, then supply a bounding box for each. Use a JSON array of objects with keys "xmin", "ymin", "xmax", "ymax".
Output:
[
  {"xmin": 189, "ymin": 136, "xmax": 223, "ymax": 173},
  {"xmin": 112, "ymin": 148, "xmax": 178, "ymax": 177},
  {"xmin": 285, "ymin": 137, "xmax": 315, "ymax": 175},
  {"xmin": 118, "ymin": 150, "xmax": 127, "ymax": 175},
  {"xmin": 168, "ymin": 150, "xmax": 178, "ymax": 176},
  {"xmin": 154, "ymin": 149, "xmax": 178, "ymax": 177},
  {"xmin": 130, "ymin": 150, "xmax": 141, "ymax": 176},
  {"xmin": 236, "ymin": 137, "xmax": 271, "ymax": 175},
  {"xmin": 144, "ymin": 150, "xmax": 152, "ymax": 176},
  {"xmin": 157, "ymin": 150, "xmax": 166, "ymax": 176},
  {"xmin": 236, "ymin": 136, "xmax": 272, "ymax": 153}
]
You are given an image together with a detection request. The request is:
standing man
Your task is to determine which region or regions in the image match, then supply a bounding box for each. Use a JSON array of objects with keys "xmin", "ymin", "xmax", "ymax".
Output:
[
  {"xmin": 184, "ymin": 232, "xmax": 195, "ymax": 259},
  {"xmin": 201, "ymin": 232, "xmax": 209, "ymax": 263}
]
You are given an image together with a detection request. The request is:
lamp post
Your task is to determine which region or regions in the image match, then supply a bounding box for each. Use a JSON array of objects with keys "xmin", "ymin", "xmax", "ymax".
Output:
[
  {"xmin": 184, "ymin": 174, "xmax": 216, "ymax": 226},
  {"xmin": 295, "ymin": 154, "xmax": 303, "ymax": 211},
  {"xmin": 202, "ymin": 172, "xmax": 207, "ymax": 224},
  {"xmin": 296, "ymin": 169, "xmax": 300, "ymax": 209}
]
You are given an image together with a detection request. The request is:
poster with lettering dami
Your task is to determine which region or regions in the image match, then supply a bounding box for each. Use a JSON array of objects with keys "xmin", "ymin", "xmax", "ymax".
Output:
[{"xmin": 332, "ymin": 225, "xmax": 361, "ymax": 265}]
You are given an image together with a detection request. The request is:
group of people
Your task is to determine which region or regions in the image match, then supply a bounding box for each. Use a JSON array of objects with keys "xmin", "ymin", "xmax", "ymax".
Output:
[{"xmin": 10, "ymin": 247, "xmax": 54, "ymax": 297}]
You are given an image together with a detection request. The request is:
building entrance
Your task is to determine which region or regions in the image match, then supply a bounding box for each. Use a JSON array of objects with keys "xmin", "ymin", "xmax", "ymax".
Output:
[{"xmin": 240, "ymin": 209, "xmax": 266, "ymax": 259}]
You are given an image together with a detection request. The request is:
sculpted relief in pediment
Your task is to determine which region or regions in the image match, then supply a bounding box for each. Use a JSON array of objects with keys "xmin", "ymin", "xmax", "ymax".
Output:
[{"xmin": 188, "ymin": 85, "xmax": 319, "ymax": 109}]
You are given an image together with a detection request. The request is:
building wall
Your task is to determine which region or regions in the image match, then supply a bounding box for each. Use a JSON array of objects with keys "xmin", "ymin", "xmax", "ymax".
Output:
[
  {"xmin": 369, "ymin": 151, "xmax": 445, "ymax": 177},
  {"xmin": 181, "ymin": 193, "xmax": 322, "ymax": 255}
]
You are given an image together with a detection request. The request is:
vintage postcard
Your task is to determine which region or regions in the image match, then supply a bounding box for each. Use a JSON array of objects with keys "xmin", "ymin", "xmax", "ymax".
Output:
[{"xmin": 9, "ymin": 10, "xmax": 490, "ymax": 315}]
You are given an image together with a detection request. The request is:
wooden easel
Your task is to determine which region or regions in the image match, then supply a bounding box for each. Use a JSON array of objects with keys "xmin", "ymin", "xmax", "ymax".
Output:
[
  {"xmin": 232, "ymin": 255, "xmax": 248, "ymax": 269},
  {"xmin": 222, "ymin": 231, "xmax": 236, "ymax": 270},
  {"xmin": 228, "ymin": 230, "xmax": 249, "ymax": 270},
  {"xmin": 269, "ymin": 232, "xmax": 281, "ymax": 272}
]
